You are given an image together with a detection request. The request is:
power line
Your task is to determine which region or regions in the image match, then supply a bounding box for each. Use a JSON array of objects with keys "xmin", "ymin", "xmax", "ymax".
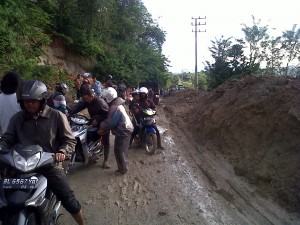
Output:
[{"xmin": 192, "ymin": 16, "xmax": 206, "ymax": 90}]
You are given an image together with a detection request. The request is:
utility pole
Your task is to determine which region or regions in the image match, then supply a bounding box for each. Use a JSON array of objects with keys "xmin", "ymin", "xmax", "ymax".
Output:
[{"xmin": 192, "ymin": 16, "xmax": 206, "ymax": 90}]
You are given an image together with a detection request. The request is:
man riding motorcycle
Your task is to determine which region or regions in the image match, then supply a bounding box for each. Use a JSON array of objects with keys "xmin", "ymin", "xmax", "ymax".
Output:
[
  {"xmin": 68, "ymin": 88, "xmax": 111, "ymax": 168},
  {"xmin": 129, "ymin": 87, "xmax": 164, "ymax": 149},
  {"xmin": 0, "ymin": 80, "xmax": 85, "ymax": 225},
  {"xmin": 47, "ymin": 82, "xmax": 69, "ymax": 114}
]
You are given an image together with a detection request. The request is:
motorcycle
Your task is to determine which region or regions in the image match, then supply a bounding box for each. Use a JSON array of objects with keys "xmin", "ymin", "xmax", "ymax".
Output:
[
  {"xmin": 66, "ymin": 114, "xmax": 104, "ymax": 173},
  {"xmin": 131, "ymin": 108, "xmax": 158, "ymax": 155},
  {"xmin": 0, "ymin": 144, "xmax": 62, "ymax": 225}
]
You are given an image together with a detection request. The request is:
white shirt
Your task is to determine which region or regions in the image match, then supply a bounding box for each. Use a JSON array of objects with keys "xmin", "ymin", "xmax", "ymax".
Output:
[{"xmin": 0, "ymin": 93, "xmax": 22, "ymax": 135}]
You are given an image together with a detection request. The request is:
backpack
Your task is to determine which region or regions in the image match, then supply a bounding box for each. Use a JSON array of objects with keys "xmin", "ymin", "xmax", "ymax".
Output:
[{"xmin": 47, "ymin": 92, "xmax": 60, "ymax": 108}]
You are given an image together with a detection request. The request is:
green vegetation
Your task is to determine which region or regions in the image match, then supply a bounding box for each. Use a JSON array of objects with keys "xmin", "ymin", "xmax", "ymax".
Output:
[
  {"xmin": 1, "ymin": 2, "xmax": 299, "ymax": 91},
  {"xmin": 171, "ymin": 16, "xmax": 300, "ymax": 90},
  {"xmin": 204, "ymin": 16, "xmax": 300, "ymax": 89},
  {"xmin": 0, "ymin": 0, "xmax": 169, "ymax": 88}
]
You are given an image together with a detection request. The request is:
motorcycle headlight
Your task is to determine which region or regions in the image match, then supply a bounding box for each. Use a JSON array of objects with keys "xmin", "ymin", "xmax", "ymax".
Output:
[{"xmin": 13, "ymin": 150, "xmax": 41, "ymax": 172}]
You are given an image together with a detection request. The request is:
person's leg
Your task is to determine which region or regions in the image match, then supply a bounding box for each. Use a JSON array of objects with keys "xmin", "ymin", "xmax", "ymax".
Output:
[
  {"xmin": 72, "ymin": 210, "xmax": 85, "ymax": 225},
  {"xmin": 40, "ymin": 166, "xmax": 84, "ymax": 225},
  {"xmin": 154, "ymin": 125, "xmax": 164, "ymax": 149},
  {"xmin": 101, "ymin": 131, "xmax": 110, "ymax": 168},
  {"xmin": 129, "ymin": 125, "xmax": 140, "ymax": 146},
  {"xmin": 76, "ymin": 90, "xmax": 81, "ymax": 100},
  {"xmin": 114, "ymin": 136, "xmax": 130, "ymax": 174}
]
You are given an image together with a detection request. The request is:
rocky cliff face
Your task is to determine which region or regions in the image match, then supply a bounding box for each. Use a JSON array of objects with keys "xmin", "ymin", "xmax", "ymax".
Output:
[
  {"xmin": 39, "ymin": 37, "xmax": 94, "ymax": 75},
  {"xmin": 163, "ymin": 75, "xmax": 300, "ymax": 212}
]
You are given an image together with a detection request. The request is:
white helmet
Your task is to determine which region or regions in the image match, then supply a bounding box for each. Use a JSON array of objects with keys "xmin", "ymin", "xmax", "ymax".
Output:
[
  {"xmin": 139, "ymin": 87, "xmax": 148, "ymax": 94},
  {"xmin": 103, "ymin": 87, "xmax": 117, "ymax": 103},
  {"xmin": 83, "ymin": 72, "xmax": 90, "ymax": 78}
]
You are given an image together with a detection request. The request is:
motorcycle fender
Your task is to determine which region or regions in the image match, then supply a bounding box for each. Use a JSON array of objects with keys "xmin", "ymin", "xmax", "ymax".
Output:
[
  {"xmin": 25, "ymin": 176, "xmax": 47, "ymax": 207},
  {"xmin": 74, "ymin": 137, "xmax": 89, "ymax": 165},
  {"xmin": 144, "ymin": 127, "xmax": 156, "ymax": 134},
  {"xmin": 82, "ymin": 144, "xmax": 89, "ymax": 165}
]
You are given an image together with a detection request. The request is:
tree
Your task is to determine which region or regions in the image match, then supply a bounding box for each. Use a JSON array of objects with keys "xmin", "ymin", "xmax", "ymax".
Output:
[
  {"xmin": 204, "ymin": 36, "xmax": 235, "ymax": 89},
  {"xmin": 241, "ymin": 16, "xmax": 269, "ymax": 68},
  {"xmin": 263, "ymin": 36, "xmax": 283, "ymax": 75},
  {"xmin": 281, "ymin": 25, "xmax": 300, "ymax": 76},
  {"xmin": 0, "ymin": 0, "xmax": 169, "ymax": 88},
  {"xmin": 0, "ymin": 0, "xmax": 51, "ymax": 73},
  {"xmin": 227, "ymin": 38, "xmax": 248, "ymax": 75}
]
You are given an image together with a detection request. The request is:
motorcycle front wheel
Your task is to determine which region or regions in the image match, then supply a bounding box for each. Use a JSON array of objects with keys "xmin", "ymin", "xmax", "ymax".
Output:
[
  {"xmin": 145, "ymin": 132, "xmax": 157, "ymax": 155},
  {"xmin": 2, "ymin": 211, "xmax": 38, "ymax": 225}
]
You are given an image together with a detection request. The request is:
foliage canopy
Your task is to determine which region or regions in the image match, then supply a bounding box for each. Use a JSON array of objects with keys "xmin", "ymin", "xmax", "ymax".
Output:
[{"xmin": 0, "ymin": 0, "xmax": 168, "ymax": 88}]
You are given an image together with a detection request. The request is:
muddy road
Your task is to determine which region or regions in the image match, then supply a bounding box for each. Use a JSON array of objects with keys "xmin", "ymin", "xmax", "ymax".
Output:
[{"xmin": 59, "ymin": 101, "xmax": 300, "ymax": 225}]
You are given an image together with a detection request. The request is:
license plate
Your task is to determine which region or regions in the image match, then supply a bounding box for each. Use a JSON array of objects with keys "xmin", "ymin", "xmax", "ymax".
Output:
[{"xmin": 2, "ymin": 178, "xmax": 38, "ymax": 189}]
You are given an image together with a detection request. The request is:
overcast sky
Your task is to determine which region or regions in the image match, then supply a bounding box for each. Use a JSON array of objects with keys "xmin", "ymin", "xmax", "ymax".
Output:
[{"xmin": 142, "ymin": 0, "xmax": 300, "ymax": 73}]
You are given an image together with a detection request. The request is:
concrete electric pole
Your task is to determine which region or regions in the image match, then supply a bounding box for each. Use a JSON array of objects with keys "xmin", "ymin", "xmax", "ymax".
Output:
[{"xmin": 191, "ymin": 16, "xmax": 206, "ymax": 90}]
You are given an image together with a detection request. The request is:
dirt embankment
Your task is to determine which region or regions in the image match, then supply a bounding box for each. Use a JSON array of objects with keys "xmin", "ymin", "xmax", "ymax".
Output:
[
  {"xmin": 39, "ymin": 36, "xmax": 94, "ymax": 75},
  {"xmin": 163, "ymin": 75, "xmax": 300, "ymax": 212}
]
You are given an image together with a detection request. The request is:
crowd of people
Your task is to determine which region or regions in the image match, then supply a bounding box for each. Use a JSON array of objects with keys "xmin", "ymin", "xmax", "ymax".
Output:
[{"xmin": 0, "ymin": 71, "xmax": 164, "ymax": 225}]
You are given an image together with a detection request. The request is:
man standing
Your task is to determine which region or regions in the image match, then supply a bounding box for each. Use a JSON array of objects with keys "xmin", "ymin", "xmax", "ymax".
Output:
[
  {"xmin": 47, "ymin": 83, "xmax": 69, "ymax": 114},
  {"xmin": 69, "ymin": 88, "xmax": 110, "ymax": 168},
  {"xmin": 104, "ymin": 74, "xmax": 113, "ymax": 88},
  {"xmin": 80, "ymin": 79, "xmax": 92, "ymax": 96},
  {"xmin": 99, "ymin": 87, "xmax": 133, "ymax": 175},
  {"xmin": 117, "ymin": 80, "xmax": 126, "ymax": 100},
  {"xmin": 0, "ymin": 80, "xmax": 85, "ymax": 225},
  {"xmin": 0, "ymin": 71, "xmax": 22, "ymax": 135},
  {"xmin": 91, "ymin": 74, "xmax": 102, "ymax": 96},
  {"xmin": 74, "ymin": 74, "xmax": 82, "ymax": 100}
]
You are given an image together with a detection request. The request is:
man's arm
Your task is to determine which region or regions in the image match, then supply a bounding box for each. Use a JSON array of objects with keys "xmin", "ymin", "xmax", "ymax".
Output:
[
  {"xmin": 100, "ymin": 106, "xmax": 121, "ymax": 131},
  {"xmin": 68, "ymin": 101, "xmax": 87, "ymax": 115},
  {"xmin": 0, "ymin": 114, "xmax": 19, "ymax": 150},
  {"xmin": 56, "ymin": 113, "xmax": 77, "ymax": 156}
]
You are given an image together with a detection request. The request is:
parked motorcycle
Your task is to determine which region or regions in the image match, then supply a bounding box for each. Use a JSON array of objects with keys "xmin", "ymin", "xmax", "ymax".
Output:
[
  {"xmin": 66, "ymin": 114, "xmax": 104, "ymax": 173},
  {"xmin": 0, "ymin": 144, "xmax": 62, "ymax": 225},
  {"xmin": 131, "ymin": 108, "xmax": 158, "ymax": 155}
]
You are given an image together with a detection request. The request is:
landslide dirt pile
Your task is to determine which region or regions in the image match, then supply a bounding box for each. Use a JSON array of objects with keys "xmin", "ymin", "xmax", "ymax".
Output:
[{"xmin": 163, "ymin": 75, "xmax": 300, "ymax": 212}]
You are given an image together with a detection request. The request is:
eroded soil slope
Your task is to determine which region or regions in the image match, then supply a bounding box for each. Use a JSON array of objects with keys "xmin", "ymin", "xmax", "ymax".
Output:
[{"xmin": 163, "ymin": 75, "xmax": 300, "ymax": 212}]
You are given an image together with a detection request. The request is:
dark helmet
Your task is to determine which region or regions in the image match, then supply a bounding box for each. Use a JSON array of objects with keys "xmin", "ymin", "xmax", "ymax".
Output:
[
  {"xmin": 55, "ymin": 83, "xmax": 69, "ymax": 95},
  {"xmin": 20, "ymin": 80, "xmax": 48, "ymax": 110},
  {"xmin": 105, "ymin": 74, "xmax": 113, "ymax": 81}
]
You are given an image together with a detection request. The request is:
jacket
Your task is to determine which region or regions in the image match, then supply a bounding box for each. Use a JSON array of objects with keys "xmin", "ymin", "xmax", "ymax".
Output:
[
  {"xmin": 0, "ymin": 93, "xmax": 21, "ymax": 135},
  {"xmin": 47, "ymin": 92, "xmax": 67, "ymax": 114},
  {"xmin": 69, "ymin": 96, "xmax": 109, "ymax": 123},
  {"xmin": 91, "ymin": 80, "xmax": 102, "ymax": 95},
  {"xmin": 139, "ymin": 98, "xmax": 155, "ymax": 110},
  {"xmin": 0, "ymin": 106, "xmax": 76, "ymax": 155},
  {"xmin": 100, "ymin": 97, "xmax": 133, "ymax": 136}
]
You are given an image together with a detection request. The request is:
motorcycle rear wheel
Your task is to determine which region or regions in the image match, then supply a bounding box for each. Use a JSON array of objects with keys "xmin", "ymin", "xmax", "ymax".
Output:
[{"xmin": 145, "ymin": 132, "xmax": 157, "ymax": 155}]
